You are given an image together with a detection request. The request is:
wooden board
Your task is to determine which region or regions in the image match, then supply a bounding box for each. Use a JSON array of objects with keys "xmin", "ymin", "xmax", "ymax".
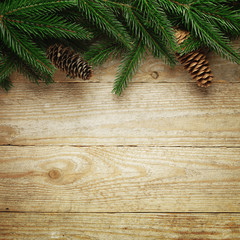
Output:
[
  {"xmin": 1, "ymin": 82, "xmax": 240, "ymax": 146},
  {"xmin": 0, "ymin": 146, "xmax": 239, "ymax": 212},
  {"xmin": 0, "ymin": 213, "xmax": 239, "ymax": 240},
  {"xmin": 12, "ymin": 47, "xmax": 240, "ymax": 84}
]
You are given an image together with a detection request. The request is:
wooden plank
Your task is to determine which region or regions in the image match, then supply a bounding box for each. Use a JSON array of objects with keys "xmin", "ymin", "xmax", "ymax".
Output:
[
  {"xmin": 12, "ymin": 41, "xmax": 240, "ymax": 84},
  {"xmin": 1, "ymin": 82, "xmax": 240, "ymax": 146},
  {"xmin": 11, "ymin": 52, "xmax": 240, "ymax": 84},
  {"xmin": 0, "ymin": 212, "xmax": 239, "ymax": 239},
  {"xmin": 0, "ymin": 146, "xmax": 239, "ymax": 212}
]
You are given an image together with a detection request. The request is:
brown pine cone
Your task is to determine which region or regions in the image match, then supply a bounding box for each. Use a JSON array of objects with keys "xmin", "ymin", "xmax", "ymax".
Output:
[
  {"xmin": 175, "ymin": 30, "xmax": 213, "ymax": 88},
  {"xmin": 47, "ymin": 44, "xmax": 92, "ymax": 80}
]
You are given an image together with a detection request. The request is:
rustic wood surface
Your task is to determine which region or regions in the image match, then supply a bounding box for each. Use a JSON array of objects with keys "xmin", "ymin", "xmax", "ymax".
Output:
[
  {"xmin": 0, "ymin": 51, "xmax": 240, "ymax": 239},
  {"xmin": 0, "ymin": 213, "xmax": 239, "ymax": 240}
]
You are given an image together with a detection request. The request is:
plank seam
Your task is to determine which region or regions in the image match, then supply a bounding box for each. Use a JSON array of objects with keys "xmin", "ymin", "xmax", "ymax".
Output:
[
  {"xmin": 1, "ymin": 145, "xmax": 240, "ymax": 148},
  {"xmin": 1, "ymin": 211, "xmax": 240, "ymax": 214}
]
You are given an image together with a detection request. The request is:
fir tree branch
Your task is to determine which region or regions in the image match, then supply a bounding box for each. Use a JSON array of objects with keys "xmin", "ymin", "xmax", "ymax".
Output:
[
  {"xmin": 0, "ymin": 22, "xmax": 54, "ymax": 74},
  {"xmin": 0, "ymin": 77, "xmax": 13, "ymax": 91},
  {"xmin": 77, "ymin": 0, "xmax": 132, "ymax": 49},
  {"xmin": 157, "ymin": 0, "xmax": 240, "ymax": 62},
  {"xmin": 113, "ymin": 40, "xmax": 146, "ymax": 96},
  {"xmin": 4, "ymin": 15, "xmax": 92, "ymax": 39},
  {"xmin": 157, "ymin": 0, "xmax": 185, "ymax": 15},
  {"xmin": 191, "ymin": 1, "xmax": 240, "ymax": 37},
  {"xmin": 84, "ymin": 41, "xmax": 125, "ymax": 67},
  {"xmin": 136, "ymin": 0, "xmax": 177, "ymax": 50},
  {"xmin": 2, "ymin": 0, "xmax": 75, "ymax": 16},
  {"xmin": 0, "ymin": 53, "xmax": 15, "ymax": 83},
  {"xmin": 123, "ymin": 7, "xmax": 176, "ymax": 65},
  {"xmin": 0, "ymin": 43, "xmax": 54, "ymax": 87},
  {"xmin": 16, "ymin": 61, "xmax": 54, "ymax": 85},
  {"xmin": 184, "ymin": 9, "xmax": 240, "ymax": 63},
  {"xmin": 100, "ymin": 0, "xmax": 134, "ymax": 9},
  {"xmin": 0, "ymin": 49, "xmax": 15, "ymax": 90}
]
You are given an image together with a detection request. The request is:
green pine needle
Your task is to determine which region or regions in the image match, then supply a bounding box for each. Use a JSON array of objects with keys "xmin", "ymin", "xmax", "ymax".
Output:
[
  {"xmin": 77, "ymin": 0, "xmax": 132, "ymax": 49},
  {"xmin": 0, "ymin": 77, "xmax": 13, "ymax": 91},
  {"xmin": 84, "ymin": 41, "xmax": 125, "ymax": 67},
  {"xmin": 0, "ymin": 53, "xmax": 16, "ymax": 83},
  {"xmin": 136, "ymin": 0, "xmax": 177, "ymax": 50},
  {"xmin": 123, "ymin": 7, "xmax": 176, "ymax": 65},
  {"xmin": 113, "ymin": 40, "xmax": 146, "ymax": 96}
]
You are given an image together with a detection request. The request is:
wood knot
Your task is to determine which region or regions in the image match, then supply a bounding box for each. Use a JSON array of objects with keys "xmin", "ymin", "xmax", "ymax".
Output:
[
  {"xmin": 151, "ymin": 71, "xmax": 159, "ymax": 79},
  {"xmin": 48, "ymin": 169, "xmax": 61, "ymax": 179}
]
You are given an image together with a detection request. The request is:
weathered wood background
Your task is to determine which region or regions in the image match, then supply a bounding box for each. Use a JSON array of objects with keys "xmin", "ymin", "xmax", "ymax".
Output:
[{"xmin": 0, "ymin": 49, "xmax": 240, "ymax": 239}]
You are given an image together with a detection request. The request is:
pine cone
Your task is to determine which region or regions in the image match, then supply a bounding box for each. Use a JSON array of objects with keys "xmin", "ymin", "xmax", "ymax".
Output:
[
  {"xmin": 175, "ymin": 30, "xmax": 213, "ymax": 88},
  {"xmin": 47, "ymin": 44, "xmax": 92, "ymax": 80}
]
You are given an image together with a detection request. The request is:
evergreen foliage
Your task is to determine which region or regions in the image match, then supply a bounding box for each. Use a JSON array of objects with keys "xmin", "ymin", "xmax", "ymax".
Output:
[
  {"xmin": 0, "ymin": 0, "xmax": 239, "ymax": 94},
  {"xmin": 113, "ymin": 40, "xmax": 146, "ymax": 95}
]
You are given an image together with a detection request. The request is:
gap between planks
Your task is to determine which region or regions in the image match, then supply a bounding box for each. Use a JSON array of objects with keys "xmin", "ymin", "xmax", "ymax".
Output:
[
  {"xmin": 1, "ymin": 211, "xmax": 240, "ymax": 214},
  {"xmin": 2, "ymin": 145, "xmax": 240, "ymax": 148}
]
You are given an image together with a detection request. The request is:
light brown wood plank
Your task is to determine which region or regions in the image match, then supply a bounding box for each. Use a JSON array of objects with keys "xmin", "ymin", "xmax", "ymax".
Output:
[
  {"xmin": 0, "ymin": 212, "xmax": 239, "ymax": 239},
  {"xmin": 12, "ymin": 42, "xmax": 240, "ymax": 84},
  {"xmin": 1, "ymin": 82, "xmax": 240, "ymax": 146},
  {"xmin": 0, "ymin": 146, "xmax": 239, "ymax": 212}
]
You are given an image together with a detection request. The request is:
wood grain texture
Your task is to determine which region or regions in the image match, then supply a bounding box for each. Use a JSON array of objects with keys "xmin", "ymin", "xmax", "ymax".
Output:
[
  {"xmin": 0, "ymin": 213, "xmax": 239, "ymax": 240},
  {"xmin": 1, "ymin": 82, "xmax": 240, "ymax": 146},
  {"xmin": 0, "ymin": 146, "xmax": 239, "ymax": 212}
]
